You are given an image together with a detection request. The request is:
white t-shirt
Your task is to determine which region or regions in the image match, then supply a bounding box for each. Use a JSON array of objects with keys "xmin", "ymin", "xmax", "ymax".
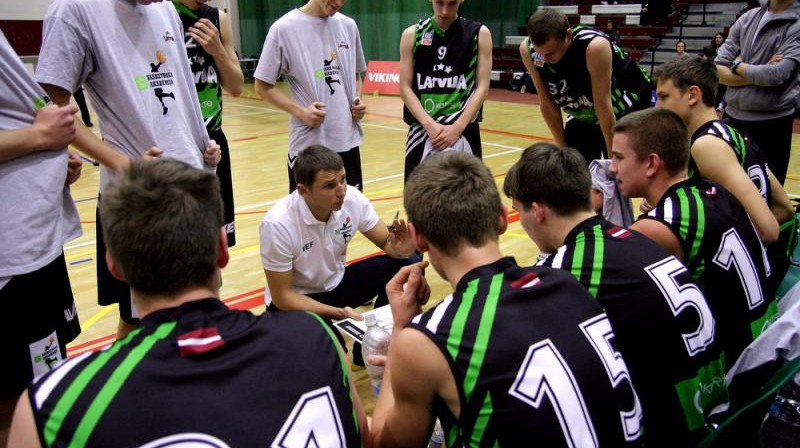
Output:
[
  {"xmin": 254, "ymin": 8, "xmax": 367, "ymax": 159},
  {"xmin": 35, "ymin": 0, "xmax": 209, "ymax": 192},
  {"xmin": 0, "ymin": 31, "xmax": 81, "ymax": 282},
  {"xmin": 259, "ymin": 186, "xmax": 379, "ymax": 305}
]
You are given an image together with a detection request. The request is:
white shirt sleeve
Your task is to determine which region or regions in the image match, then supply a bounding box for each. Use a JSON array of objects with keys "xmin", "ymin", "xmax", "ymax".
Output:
[
  {"xmin": 259, "ymin": 219, "xmax": 295, "ymax": 272},
  {"xmin": 352, "ymin": 188, "xmax": 379, "ymax": 232},
  {"xmin": 254, "ymin": 26, "xmax": 285, "ymax": 85},
  {"xmin": 35, "ymin": 4, "xmax": 92, "ymax": 93}
]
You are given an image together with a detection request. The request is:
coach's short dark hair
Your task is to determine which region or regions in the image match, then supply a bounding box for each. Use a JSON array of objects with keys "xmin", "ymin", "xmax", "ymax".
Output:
[
  {"xmin": 613, "ymin": 108, "xmax": 689, "ymax": 174},
  {"xmin": 405, "ymin": 153, "xmax": 501, "ymax": 256},
  {"xmin": 653, "ymin": 57, "xmax": 718, "ymax": 107},
  {"xmin": 294, "ymin": 145, "xmax": 345, "ymax": 188},
  {"xmin": 503, "ymin": 142, "xmax": 591, "ymax": 215},
  {"xmin": 100, "ymin": 159, "xmax": 224, "ymax": 296},
  {"xmin": 528, "ymin": 8, "xmax": 570, "ymax": 45}
]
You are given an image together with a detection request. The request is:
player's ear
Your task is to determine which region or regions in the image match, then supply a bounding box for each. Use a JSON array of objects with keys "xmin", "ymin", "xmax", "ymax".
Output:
[
  {"xmin": 409, "ymin": 222, "xmax": 428, "ymax": 253},
  {"xmin": 106, "ymin": 250, "xmax": 126, "ymax": 282},
  {"xmin": 498, "ymin": 203, "xmax": 509, "ymax": 235},
  {"xmin": 217, "ymin": 227, "xmax": 230, "ymax": 269}
]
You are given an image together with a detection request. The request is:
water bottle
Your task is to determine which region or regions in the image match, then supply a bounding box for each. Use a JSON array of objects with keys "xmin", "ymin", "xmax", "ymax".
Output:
[
  {"xmin": 361, "ymin": 314, "xmax": 390, "ymax": 396},
  {"xmin": 427, "ymin": 419, "xmax": 445, "ymax": 448}
]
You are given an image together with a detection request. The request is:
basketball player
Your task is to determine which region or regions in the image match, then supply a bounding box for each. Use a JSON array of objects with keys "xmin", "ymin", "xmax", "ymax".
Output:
[
  {"xmin": 173, "ymin": 0, "xmax": 244, "ymax": 246},
  {"xmin": 372, "ymin": 152, "xmax": 642, "ymax": 447},
  {"xmin": 611, "ymin": 108, "xmax": 774, "ymax": 370},
  {"xmin": 653, "ymin": 56, "xmax": 796, "ymax": 293},
  {"xmin": 8, "ymin": 159, "xmax": 369, "ymax": 447},
  {"xmin": 0, "ymin": 30, "xmax": 82, "ymax": 446},
  {"xmin": 504, "ymin": 142, "xmax": 727, "ymax": 446},
  {"xmin": 36, "ymin": 0, "xmax": 222, "ymax": 338},
  {"xmin": 254, "ymin": 0, "xmax": 367, "ymax": 193},
  {"xmin": 400, "ymin": 0, "xmax": 492, "ymax": 181},
  {"xmin": 521, "ymin": 8, "xmax": 653, "ymax": 163}
]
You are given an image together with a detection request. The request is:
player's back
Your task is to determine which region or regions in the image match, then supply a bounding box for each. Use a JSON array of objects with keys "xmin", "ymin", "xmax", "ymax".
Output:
[
  {"xmin": 28, "ymin": 299, "xmax": 363, "ymax": 447},
  {"xmin": 641, "ymin": 178, "xmax": 775, "ymax": 369},
  {"xmin": 540, "ymin": 215, "xmax": 727, "ymax": 445},
  {"xmin": 410, "ymin": 257, "xmax": 642, "ymax": 447}
]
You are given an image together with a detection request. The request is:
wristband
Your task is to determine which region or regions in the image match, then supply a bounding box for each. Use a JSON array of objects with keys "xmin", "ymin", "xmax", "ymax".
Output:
[{"xmin": 730, "ymin": 60, "xmax": 742, "ymax": 75}]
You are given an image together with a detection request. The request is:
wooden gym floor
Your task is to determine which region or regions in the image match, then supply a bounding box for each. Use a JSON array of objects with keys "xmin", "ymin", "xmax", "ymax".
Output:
[{"xmin": 62, "ymin": 82, "xmax": 800, "ymax": 414}]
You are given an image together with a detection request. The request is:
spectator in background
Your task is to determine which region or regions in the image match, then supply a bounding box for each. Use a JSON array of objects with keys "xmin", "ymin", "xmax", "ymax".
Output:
[
  {"xmin": 702, "ymin": 33, "xmax": 727, "ymax": 109},
  {"xmin": 715, "ymin": 0, "xmax": 800, "ymax": 185},
  {"xmin": 604, "ymin": 19, "xmax": 621, "ymax": 45},
  {"xmin": 675, "ymin": 40, "xmax": 689, "ymax": 57}
]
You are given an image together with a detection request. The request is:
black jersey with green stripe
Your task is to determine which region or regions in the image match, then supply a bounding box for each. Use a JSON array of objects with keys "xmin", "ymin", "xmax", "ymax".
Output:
[
  {"xmin": 28, "ymin": 299, "xmax": 363, "ymax": 447},
  {"xmin": 174, "ymin": 1, "xmax": 224, "ymax": 132},
  {"xmin": 639, "ymin": 178, "xmax": 775, "ymax": 369},
  {"xmin": 402, "ymin": 17, "xmax": 483, "ymax": 126},
  {"xmin": 409, "ymin": 257, "xmax": 642, "ymax": 447},
  {"xmin": 538, "ymin": 215, "xmax": 727, "ymax": 444},
  {"xmin": 689, "ymin": 120, "xmax": 771, "ymax": 204},
  {"xmin": 526, "ymin": 26, "xmax": 653, "ymax": 123}
]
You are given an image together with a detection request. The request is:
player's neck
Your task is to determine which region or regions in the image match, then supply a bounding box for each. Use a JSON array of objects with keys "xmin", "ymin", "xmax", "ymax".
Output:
[
  {"xmin": 133, "ymin": 280, "xmax": 220, "ymax": 318},
  {"xmin": 175, "ymin": 0, "xmax": 200, "ymax": 11},
  {"xmin": 562, "ymin": 210, "xmax": 600, "ymax": 235},
  {"xmin": 300, "ymin": 2, "xmax": 327, "ymax": 18},
  {"xmin": 651, "ymin": 172, "xmax": 690, "ymax": 207},
  {"xmin": 688, "ymin": 107, "xmax": 720, "ymax": 135},
  {"xmin": 437, "ymin": 243, "xmax": 504, "ymax": 290},
  {"xmin": 434, "ymin": 15, "xmax": 459, "ymax": 31}
]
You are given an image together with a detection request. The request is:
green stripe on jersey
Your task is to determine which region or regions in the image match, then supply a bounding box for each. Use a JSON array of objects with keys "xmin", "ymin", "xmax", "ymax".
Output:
[
  {"xmin": 447, "ymin": 279, "xmax": 478, "ymax": 361},
  {"xmin": 470, "ymin": 392, "xmax": 494, "ymax": 447},
  {"xmin": 463, "ymin": 273, "xmax": 503, "ymax": 401},
  {"xmin": 44, "ymin": 328, "xmax": 145, "ymax": 446},
  {"xmin": 172, "ymin": 1, "xmax": 198, "ymax": 19},
  {"xmin": 307, "ymin": 312, "xmax": 363, "ymax": 447},
  {"xmin": 571, "ymin": 232, "xmax": 586, "ymax": 284},
  {"xmin": 69, "ymin": 322, "xmax": 177, "ymax": 448},
  {"xmin": 588, "ymin": 225, "xmax": 605, "ymax": 297},
  {"xmin": 689, "ymin": 187, "xmax": 706, "ymax": 277}
]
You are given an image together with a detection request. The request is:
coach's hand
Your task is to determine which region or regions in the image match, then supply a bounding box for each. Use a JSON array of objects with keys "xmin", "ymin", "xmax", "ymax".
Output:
[
  {"xmin": 386, "ymin": 261, "xmax": 430, "ymax": 331},
  {"xmin": 300, "ymin": 102, "xmax": 327, "ymax": 128},
  {"xmin": 337, "ymin": 306, "xmax": 362, "ymax": 321}
]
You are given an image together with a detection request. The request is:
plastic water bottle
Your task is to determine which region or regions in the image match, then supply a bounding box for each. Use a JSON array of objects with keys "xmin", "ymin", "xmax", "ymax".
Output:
[
  {"xmin": 427, "ymin": 419, "xmax": 445, "ymax": 448},
  {"xmin": 362, "ymin": 314, "xmax": 390, "ymax": 396}
]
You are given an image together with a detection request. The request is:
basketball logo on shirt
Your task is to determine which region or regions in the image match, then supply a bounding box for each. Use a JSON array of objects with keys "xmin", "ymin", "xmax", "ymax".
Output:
[
  {"xmin": 335, "ymin": 216, "xmax": 353, "ymax": 243},
  {"xmin": 315, "ymin": 51, "xmax": 342, "ymax": 96},
  {"xmin": 132, "ymin": 50, "xmax": 177, "ymax": 115}
]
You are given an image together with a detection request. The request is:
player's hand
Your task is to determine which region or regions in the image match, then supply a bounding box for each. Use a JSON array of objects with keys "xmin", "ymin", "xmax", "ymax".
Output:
[
  {"xmin": 366, "ymin": 354, "xmax": 387, "ymax": 367},
  {"xmin": 351, "ymin": 97, "xmax": 366, "ymax": 121},
  {"xmin": 430, "ymin": 123, "xmax": 464, "ymax": 150},
  {"xmin": 423, "ymin": 121, "xmax": 445, "ymax": 146},
  {"xmin": 33, "ymin": 104, "xmax": 78, "ymax": 151},
  {"xmin": 203, "ymin": 139, "xmax": 222, "ymax": 167},
  {"xmin": 300, "ymin": 102, "xmax": 327, "ymax": 128},
  {"xmin": 189, "ymin": 18, "xmax": 226, "ymax": 59},
  {"xmin": 143, "ymin": 146, "xmax": 164, "ymax": 160},
  {"xmin": 386, "ymin": 261, "xmax": 430, "ymax": 330},
  {"xmin": 338, "ymin": 306, "xmax": 362, "ymax": 320},
  {"xmin": 65, "ymin": 149, "xmax": 83, "ymax": 186}
]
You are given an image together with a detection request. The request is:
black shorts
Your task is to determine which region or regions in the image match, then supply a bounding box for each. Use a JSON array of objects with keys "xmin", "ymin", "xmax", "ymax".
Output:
[
  {"xmin": 404, "ymin": 121, "xmax": 482, "ymax": 182},
  {"xmin": 208, "ymin": 128, "xmax": 236, "ymax": 247},
  {"xmin": 288, "ymin": 146, "xmax": 363, "ymax": 193},
  {"xmin": 0, "ymin": 253, "xmax": 80, "ymax": 399},
  {"xmin": 96, "ymin": 203, "xmax": 139, "ymax": 325}
]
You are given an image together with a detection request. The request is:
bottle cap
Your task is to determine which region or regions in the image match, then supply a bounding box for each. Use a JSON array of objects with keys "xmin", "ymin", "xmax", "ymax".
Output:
[{"xmin": 365, "ymin": 313, "xmax": 377, "ymax": 325}]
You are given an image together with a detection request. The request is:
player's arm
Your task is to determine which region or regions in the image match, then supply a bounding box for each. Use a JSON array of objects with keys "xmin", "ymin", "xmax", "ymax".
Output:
[
  {"xmin": 767, "ymin": 168, "xmax": 795, "ymax": 225},
  {"xmin": 692, "ymin": 136, "xmax": 779, "ymax": 244},
  {"xmin": 0, "ymin": 103, "xmax": 78, "ymax": 163},
  {"xmin": 264, "ymin": 269, "xmax": 360, "ymax": 320},
  {"xmin": 434, "ymin": 26, "xmax": 493, "ymax": 148},
  {"xmin": 372, "ymin": 262, "xmax": 447, "ymax": 448},
  {"xmin": 586, "ymin": 38, "xmax": 615, "ymax": 154},
  {"xmin": 190, "ymin": 11, "xmax": 243, "ymax": 97},
  {"xmin": 631, "ymin": 218, "xmax": 685, "ymax": 261},
  {"xmin": 362, "ymin": 218, "xmax": 416, "ymax": 259},
  {"xmin": 254, "ymin": 79, "xmax": 326, "ymax": 128},
  {"xmin": 716, "ymin": 64, "xmax": 753, "ymax": 87},
  {"xmin": 520, "ymin": 40, "xmax": 566, "ymax": 147},
  {"xmin": 8, "ymin": 391, "xmax": 42, "ymax": 448},
  {"xmin": 40, "ymin": 84, "xmax": 131, "ymax": 173},
  {"xmin": 324, "ymin": 328, "xmax": 372, "ymax": 448},
  {"xmin": 399, "ymin": 25, "xmax": 444, "ymax": 142}
]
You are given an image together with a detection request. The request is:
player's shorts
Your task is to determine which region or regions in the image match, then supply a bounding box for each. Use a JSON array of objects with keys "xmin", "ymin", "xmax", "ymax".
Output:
[
  {"xmin": 208, "ymin": 128, "xmax": 236, "ymax": 247},
  {"xmin": 404, "ymin": 121, "xmax": 482, "ymax": 182},
  {"xmin": 288, "ymin": 146, "xmax": 363, "ymax": 193},
  {"xmin": 0, "ymin": 253, "xmax": 80, "ymax": 399},
  {"xmin": 96, "ymin": 202, "xmax": 139, "ymax": 325}
]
